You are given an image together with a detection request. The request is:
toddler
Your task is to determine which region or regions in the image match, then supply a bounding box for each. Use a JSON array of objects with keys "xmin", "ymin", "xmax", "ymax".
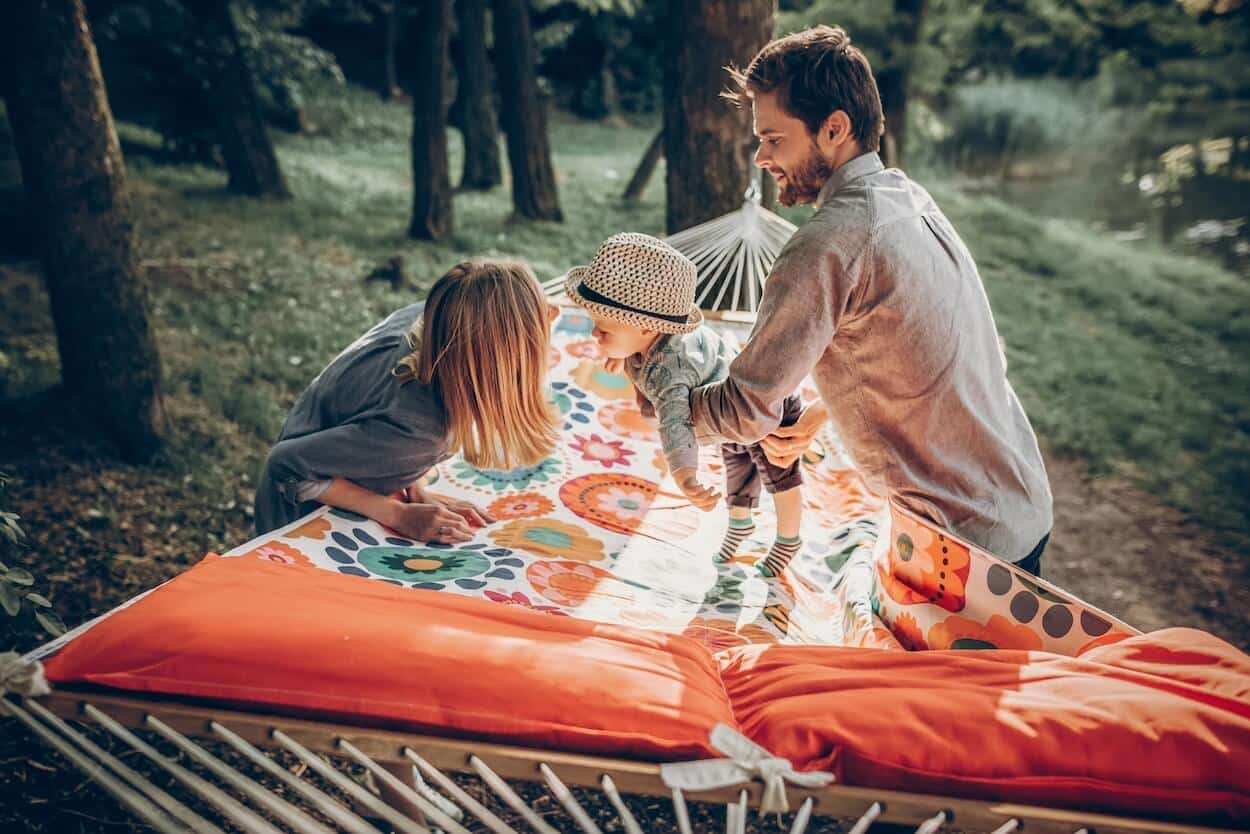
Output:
[{"xmin": 565, "ymin": 233, "xmax": 804, "ymax": 576}]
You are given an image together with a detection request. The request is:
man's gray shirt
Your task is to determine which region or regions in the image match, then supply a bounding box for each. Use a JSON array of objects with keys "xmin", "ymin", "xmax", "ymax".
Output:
[{"xmin": 690, "ymin": 152, "xmax": 1052, "ymax": 561}]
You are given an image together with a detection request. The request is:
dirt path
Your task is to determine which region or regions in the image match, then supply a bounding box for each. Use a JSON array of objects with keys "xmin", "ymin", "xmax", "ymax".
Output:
[{"xmin": 1043, "ymin": 456, "xmax": 1250, "ymax": 649}]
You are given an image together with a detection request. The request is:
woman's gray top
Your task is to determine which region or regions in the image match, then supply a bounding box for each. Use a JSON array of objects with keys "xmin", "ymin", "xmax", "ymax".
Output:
[{"xmin": 253, "ymin": 303, "xmax": 450, "ymax": 534}]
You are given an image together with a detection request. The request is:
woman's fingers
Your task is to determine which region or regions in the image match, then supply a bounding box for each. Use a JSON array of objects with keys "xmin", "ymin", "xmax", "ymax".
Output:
[
  {"xmin": 438, "ymin": 509, "xmax": 474, "ymax": 536},
  {"xmin": 453, "ymin": 501, "xmax": 492, "ymax": 527}
]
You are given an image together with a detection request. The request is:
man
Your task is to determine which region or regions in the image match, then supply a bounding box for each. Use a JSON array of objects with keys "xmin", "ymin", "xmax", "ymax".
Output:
[{"xmin": 690, "ymin": 25, "xmax": 1053, "ymax": 574}]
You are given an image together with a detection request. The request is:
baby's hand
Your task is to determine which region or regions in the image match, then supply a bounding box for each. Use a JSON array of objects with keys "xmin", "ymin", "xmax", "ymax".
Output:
[
  {"xmin": 603, "ymin": 356, "xmax": 627, "ymax": 376},
  {"xmin": 673, "ymin": 467, "xmax": 721, "ymax": 512}
]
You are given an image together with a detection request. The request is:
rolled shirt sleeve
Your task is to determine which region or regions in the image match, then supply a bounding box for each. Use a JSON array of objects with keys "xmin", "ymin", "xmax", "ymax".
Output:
[
  {"xmin": 256, "ymin": 416, "xmax": 446, "ymax": 533},
  {"xmin": 691, "ymin": 224, "xmax": 860, "ymax": 445},
  {"xmin": 633, "ymin": 345, "xmax": 705, "ymax": 475}
]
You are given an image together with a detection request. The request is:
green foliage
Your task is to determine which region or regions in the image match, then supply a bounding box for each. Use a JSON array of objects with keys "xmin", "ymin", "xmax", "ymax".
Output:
[
  {"xmin": 0, "ymin": 472, "xmax": 66, "ymax": 641},
  {"xmin": 535, "ymin": 1, "xmax": 663, "ymax": 116},
  {"xmin": 779, "ymin": 0, "xmax": 1250, "ymax": 117},
  {"xmin": 91, "ymin": 0, "xmax": 345, "ymax": 157},
  {"xmin": 931, "ymin": 78, "xmax": 1130, "ymax": 174}
]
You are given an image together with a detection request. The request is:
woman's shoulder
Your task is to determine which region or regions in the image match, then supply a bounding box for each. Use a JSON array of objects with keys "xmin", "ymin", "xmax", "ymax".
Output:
[{"xmin": 390, "ymin": 376, "xmax": 449, "ymax": 436}]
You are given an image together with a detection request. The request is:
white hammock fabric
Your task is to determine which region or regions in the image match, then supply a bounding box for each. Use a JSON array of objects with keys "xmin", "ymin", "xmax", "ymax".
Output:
[{"xmin": 543, "ymin": 174, "xmax": 796, "ymax": 315}]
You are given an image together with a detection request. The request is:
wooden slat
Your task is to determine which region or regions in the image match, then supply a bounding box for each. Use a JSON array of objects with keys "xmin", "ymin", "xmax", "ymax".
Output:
[{"xmin": 35, "ymin": 689, "xmax": 1243, "ymax": 834}]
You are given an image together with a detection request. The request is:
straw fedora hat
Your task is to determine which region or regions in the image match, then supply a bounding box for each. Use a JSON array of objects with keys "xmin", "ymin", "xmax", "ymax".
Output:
[{"xmin": 564, "ymin": 233, "xmax": 703, "ymax": 335}]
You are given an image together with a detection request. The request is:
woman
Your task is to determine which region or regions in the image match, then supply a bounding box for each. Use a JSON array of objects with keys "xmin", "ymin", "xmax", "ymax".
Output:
[{"xmin": 254, "ymin": 259, "xmax": 560, "ymax": 543}]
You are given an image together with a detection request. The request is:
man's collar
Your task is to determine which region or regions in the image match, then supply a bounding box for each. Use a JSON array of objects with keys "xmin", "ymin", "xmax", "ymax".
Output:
[{"xmin": 816, "ymin": 151, "xmax": 884, "ymax": 208}]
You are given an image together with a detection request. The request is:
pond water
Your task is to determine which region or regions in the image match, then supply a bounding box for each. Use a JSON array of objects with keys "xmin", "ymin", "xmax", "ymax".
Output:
[{"xmin": 969, "ymin": 137, "xmax": 1250, "ymax": 277}]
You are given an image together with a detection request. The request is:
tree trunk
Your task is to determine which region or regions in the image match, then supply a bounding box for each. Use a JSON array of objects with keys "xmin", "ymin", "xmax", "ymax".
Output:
[
  {"xmin": 455, "ymin": 0, "xmax": 502, "ymax": 190},
  {"xmin": 492, "ymin": 0, "xmax": 563, "ymax": 221},
  {"xmin": 187, "ymin": 0, "xmax": 291, "ymax": 198},
  {"xmin": 381, "ymin": 3, "xmax": 399, "ymax": 100},
  {"xmin": 408, "ymin": 0, "xmax": 453, "ymax": 240},
  {"xmin": 878, "ymin": 0, "xmax": 927, "ymax": 169},
  {"xmin": 663, "ymin": 0, "xmax": 774, "ymax": 234},
  {"xmin": 3, "ymin": 0, "xmax": 167, "ymax": 460},
  {"xmin": 622, "ymin": 129, "xmax": 663, "ymax": 203}
]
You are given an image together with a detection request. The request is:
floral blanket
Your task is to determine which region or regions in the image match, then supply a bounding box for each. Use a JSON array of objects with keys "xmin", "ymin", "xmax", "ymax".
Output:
[{"xmin": 225, "ymin": 307, "xmax": 898, "ymax": 651}]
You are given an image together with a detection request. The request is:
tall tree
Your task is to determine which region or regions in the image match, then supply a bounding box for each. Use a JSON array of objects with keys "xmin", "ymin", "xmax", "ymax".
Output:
[
  {"xmin": 3, "ymin": 0, "xmax": 167, "ymax": 460},
  {"xmin": 454, "ymin": 0, "xmax": 503, "ymax": 190},
  {"xmin": 663, "ymin": 0, "xmax": 775, "ymax": 234},
  {"xmin": 186, "ymin": 0, "xmax": 291, "ymax": 198},
  {"xmin": 409, "ymin": 0, "xmax": 453, "ymax": 240},
  {"xmin": 492, "ymin": 0, "xmax": 564, "ymax": 221},
  {"xmin": 380, "ymin": 1, "xmax": 400, "ymax": 100},
  {"xmin": 877, "ymin": 0, "xmax": 927, "ymax": 168}
]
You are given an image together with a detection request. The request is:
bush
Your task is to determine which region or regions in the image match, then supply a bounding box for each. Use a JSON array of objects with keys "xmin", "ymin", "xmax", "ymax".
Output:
[
  {"xmin": 0, "ymin": 471, "xmax": 65, "ymax": 648},
  {"xmin": 934, "ymin": 78, "xmax": 1129, "ymax": 176}
]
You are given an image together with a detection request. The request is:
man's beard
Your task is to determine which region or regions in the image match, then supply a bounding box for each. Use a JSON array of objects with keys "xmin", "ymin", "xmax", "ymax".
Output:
[{"xmin": 776, "ymin": 142, "xmax": 834, "ymax": 207}]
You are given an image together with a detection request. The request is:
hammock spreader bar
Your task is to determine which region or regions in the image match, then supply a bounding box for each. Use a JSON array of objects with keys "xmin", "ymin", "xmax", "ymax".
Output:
[{"xmin": 7, "ymin": 689, "xmax": 1243, "ymax": 834}]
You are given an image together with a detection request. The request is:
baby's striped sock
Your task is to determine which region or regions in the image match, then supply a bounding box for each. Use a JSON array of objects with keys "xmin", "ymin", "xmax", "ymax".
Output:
[
  {"xmin": 758, "ymin": 535, "xmax": 801, "ymax": 577},
  {"xmin": 717, "ymin": 517, "xmax": 755, "ymax": 562}
]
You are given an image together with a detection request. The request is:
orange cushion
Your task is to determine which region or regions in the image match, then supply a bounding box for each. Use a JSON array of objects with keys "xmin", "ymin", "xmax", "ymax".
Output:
[
  {"xmin": 43, "ymin": 554, "xmax": 736, "ymax": 760},
  {"xmin": 721, "ymin": 629, "xmax": 1250, "ymax": 822}
]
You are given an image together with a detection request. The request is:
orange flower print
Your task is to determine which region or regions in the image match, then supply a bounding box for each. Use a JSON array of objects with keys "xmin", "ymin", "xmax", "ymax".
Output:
[
  {"xmin": 484, "ymin": 589, "xmax": 568, "ymax": 616},
  {"xmin": 527, "ymin": 561, "xmax": 621, "ymax": 607},
  {"xmin": 927, "ymin": 614, "xmax": 1043, "ymax": 651},
  {"xmin": 889, "ymin": 511, "xmax": 971, "ymax": 613},
  {"xmin": 598, "ymin": 400, "xmax": 657, "ymax": 442},
  {"xmin": 571, "ymin": 360, "xmax": 635, "ymax": 400},
  {"xmin": 284, "ymin": 516, "xmax": 331, "ymax": 541},
  {"xmin": 892, "ymin": 611, "xmax": 928, "ymax": 651},
  {"xmin": 488, "ymin": 492, "xmax": 554, "ymax": 521},
  {"xmin": 242, "ymin": 541, "xmax": 311, "ymax": 567},
  {"xmin": 490, "ymin": 519, "xmax": 605, "ymax": 562},
  {"xmin": 571, "ymin": 433, "xmax": 636, "ymax": 469}
]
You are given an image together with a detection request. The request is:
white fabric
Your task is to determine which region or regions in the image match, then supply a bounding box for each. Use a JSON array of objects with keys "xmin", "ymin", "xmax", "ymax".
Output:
[
  {"xmin": 659, "ymin": 723, "xmax": 834, "ymax": 814},
  {"xmin": 0, "ymin": 651, "xmax": 49, "ymax": 696}
]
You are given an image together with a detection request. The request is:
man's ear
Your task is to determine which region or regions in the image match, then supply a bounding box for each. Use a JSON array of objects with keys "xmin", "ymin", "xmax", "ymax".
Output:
[{"xmin": 818, "ymin": 110, "xmax": 853, "ymax": 153}]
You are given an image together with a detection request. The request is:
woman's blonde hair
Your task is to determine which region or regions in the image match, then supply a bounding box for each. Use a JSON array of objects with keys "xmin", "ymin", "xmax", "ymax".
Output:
[{"xmin": 395, "ymin": 259, "xmax": 558, "ymax": 471}]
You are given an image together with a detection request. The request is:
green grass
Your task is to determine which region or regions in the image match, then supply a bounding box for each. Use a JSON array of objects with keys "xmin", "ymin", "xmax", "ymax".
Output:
[{"xmin": 8, "ymin": 82, "xmax": 1250, "ymax": 546}]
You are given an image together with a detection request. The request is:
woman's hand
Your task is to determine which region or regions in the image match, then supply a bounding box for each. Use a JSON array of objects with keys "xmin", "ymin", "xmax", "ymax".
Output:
[
  {"xmin": 760, "ymin": 401, "xmax": 828, "ymax": 468},
  {"xmin": 422, "ymin": 491, "xmax": 495, "ymax": 528},
  {"xmin": 383, "ymin": 501, "xmax": 475, "ymax": 544}
]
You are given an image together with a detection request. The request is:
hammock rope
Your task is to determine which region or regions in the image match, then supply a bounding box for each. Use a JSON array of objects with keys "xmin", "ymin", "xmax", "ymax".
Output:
[{"xmin": 544, "ymin": 170, "xmax": 797, "ymax": 315}]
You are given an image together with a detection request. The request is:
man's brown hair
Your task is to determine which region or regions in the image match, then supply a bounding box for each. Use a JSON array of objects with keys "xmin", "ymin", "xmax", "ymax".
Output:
[{"xmin": 727, "ymin": 25, "xmax": 884, "ymax": 153}]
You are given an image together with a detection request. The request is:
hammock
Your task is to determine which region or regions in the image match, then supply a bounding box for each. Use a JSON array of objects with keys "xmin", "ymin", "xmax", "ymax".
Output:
[
  {"xmin": 7, "ymin": 285, "xmax": 1250, "ymax": 830},
  {"xmin": 543, "ymin": 172, "xmax": 795, "ymax": 315}
]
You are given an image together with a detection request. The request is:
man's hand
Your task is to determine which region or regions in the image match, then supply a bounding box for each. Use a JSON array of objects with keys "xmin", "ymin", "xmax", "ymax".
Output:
[
  {"xmin": 422, "ymin": 491, "xmax": 495, "ymax": 528},
  {"xmin": 673, "ymin": 467, "xmax": 721, "ymax": 511},
  {"xmin": 760, "ymin": 400, "xmax": 828, "ymax": 468}
]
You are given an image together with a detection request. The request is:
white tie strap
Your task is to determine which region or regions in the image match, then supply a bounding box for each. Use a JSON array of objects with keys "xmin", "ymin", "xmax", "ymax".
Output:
[
  {"xmin": 0, "ymin": 651, "xmax": 49, "ymax": 697},
  {"xmin": 659, "ymin": 724, "xmax": 834, "ymax": 815}
]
